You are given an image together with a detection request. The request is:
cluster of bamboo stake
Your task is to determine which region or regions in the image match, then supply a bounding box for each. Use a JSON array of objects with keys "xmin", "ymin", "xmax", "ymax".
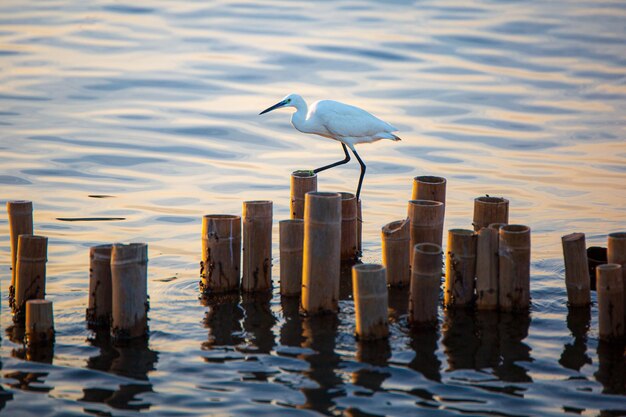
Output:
[
  {"xmin": 87, "ymin": 243, "xmax": 149, "ymax": 342},
  {"xmin": 563, "ymin": 232, "xmax": 625, "ymax": 341},
  {"xmin": 6, "ymin": 201, "xmax": 54, "ymax": 346}
]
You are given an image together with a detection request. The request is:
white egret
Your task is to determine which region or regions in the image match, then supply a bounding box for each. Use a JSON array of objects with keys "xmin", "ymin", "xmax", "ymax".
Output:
[{"xmin": 259, "ymin": 93, "xmax": 401, "ymax": 200}]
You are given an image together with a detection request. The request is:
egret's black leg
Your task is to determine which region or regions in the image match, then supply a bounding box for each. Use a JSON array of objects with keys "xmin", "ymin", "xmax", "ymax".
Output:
[
  {"xmin": 351, "ymin": 147, "xmax": 366, "ymax": 201},
  {"xmin": 313, "ymin": 143, "xmax": 350, "ymax": 173}
]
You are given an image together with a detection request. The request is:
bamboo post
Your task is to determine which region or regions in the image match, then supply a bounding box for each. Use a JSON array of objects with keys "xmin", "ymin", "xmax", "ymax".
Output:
[
  {"xmin": 409, "ymin": 243, "xmax": 442, "ymax": 325},
  {"xmin": 381, "ymin": 219, "xmax": 410, "ymax": 286},
  {"xmin": 340, "ymin": 192, "xmax": 358, "ymax": 262},
  {"xmin": 444, "ymin": 229, "xmax": 477, "ymax": 308},
  {"xmin": 352, "ymin": 264, "xmax": 389, "ymax": 340},
  {"xmin": 412, "ymin": 176, "xmax": 446, "ymax": 205},
  {"xmin": 596, "ymin": 264, "xmax": 624, "ymax": 341},
  {"xmin": 200, "ymin": 214, "xmax": 241, "ymax": 295},
  {"xmin": 25, "ymin": 299, "xmax": 54, "ymax": 345},
  {"xmin": 279, "ymin": 219, "xmax": 304, "ymax": 296},
  {"xmin": 498, "ymin": 224, "xmax": 531, "ymax": 312},
  {"xmin": 242, "ymin": 201, "xmax": 273, "ymax": 292},
  {"xmin": 302, "ymin": 192, "xmax": 341, "ymax": 315},
  {"xmin": 357, "ymin": 200, "xmax": 362, "ymax": 255},
  {"xmin": 407, "ymin": 200, "xmax": 445, "ymax": 266},
  {"xmin": 7, "ymin": 200, "xmax": 33, "ymax": 309},
  {"xmin": 476, "ymin": 223, "xmax": 501, "ymax": 310},
  {"xmin": 14, "ymin": 235, "xmax": 48, "ymax": 322},
  {"xmin": 607, "ymin": 232, "xmax": 626, "ymax": 323},
  {"xmin": 472, "ymin": 196, "xmax": 509, "ymax": 231},
  {"xmin": 87, "ymin": 244, "xmax": 113, "ymax": 327},
  {"xmin": 111, "ymin": 243, "xmax": 148, "ymax": 341},
  {"xmin": 290, "ymin": 170, "xmax": 317, "ymax": 219},
  {"xmin": 562, "ymin": 232, "xmax": 591, "ymax": 306}
]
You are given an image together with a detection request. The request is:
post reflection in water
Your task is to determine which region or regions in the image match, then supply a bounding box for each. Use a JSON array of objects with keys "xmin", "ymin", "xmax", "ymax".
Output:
[
  {"xmin": 442, "ymin": 309, "xmax": 532, "ymax": 382},
  {"xmin": 300, "ymin": 314, "xmax": 343, "ymax": 414},
  {"xmin": 595, "ymin": 340, "xmax": 626, "ymax": 395},
  {"xmin": 280, "ymin": 295, "xmax": 304, "ymax": 348},
  {"xmin": 201, "ymin": 293, "xmax": 244, "ymax": 349},
  {"xmin": 339, "ymin": 262, "xmax": 356, "ymax": 301},
  {"xmin": 388, "ymin": 286, "xmax": 408, "ymax": 324},
  {"xmin": 240, "ymin": 292, "xmax": 276, "ymax": 354},
  {"xmin": 559, "ymin": 306, "xmax": 592, "ymax": 372},
  {"xmin": 353, "ymin": 339, "xmax": 392, "ymax": 393},
  {"xmin": 9, "ymin": 325, "xmax": 54, "ymax": 364},
  {"xmin": 80, "ymin": 384, "xmax": 154, "ymax": 411},
  {"xmin": 409, "ymin": 325, "xmax": 442, "ymax": 383}
]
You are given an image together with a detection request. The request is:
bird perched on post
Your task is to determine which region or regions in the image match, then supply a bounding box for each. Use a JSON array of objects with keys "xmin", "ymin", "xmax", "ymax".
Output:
[{"xmin": 259, "ymin": 93, "xmax": 401, "ymax": 201}]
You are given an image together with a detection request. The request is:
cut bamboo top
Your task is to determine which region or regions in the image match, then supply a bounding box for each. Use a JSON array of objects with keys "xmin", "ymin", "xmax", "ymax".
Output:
[
  {"xmin": 202, "ymin": 214, "xmax": 241, "ymax": 240},
  {"xmin": 412, "ymin": 176, "xmax": 446, "ymax": 204},
  {"xmin": 407, "ymin": 200, "xmax": 445, "ymax": 224},
  {"xmin": 304, "ymin": 192, "xmax": 341, "ymax": 223},
  {"xmin": 499, "ymin": 224, "xmax": 531, "ymax": 247},
  {"xmin": 243, "ymin": 201, "xmax": 273, "ymax": 219},
  {"xmin": 597, "ymin": 263, "xmax": 623, "ymax": 286},
  {"xmin": 382, "ymin": 218, "xmax": 410, "ymax": 241},
  {"xmin": 90, "ymin": 244, "xmax": 113, "ymax": 261},
  {"xmin": 17, "ymin": 235, "xmax": 48, "ymax": 262},
  {"xmin": 340, "ymin": 192, "xmax": 357, "ymax": 221},
  {"xmin": 279, "ymin": 219, "xmax": 304, "ymax": 251},
  {"xmin": 7, "ymin": 200, "xmax": 33, "ymax": 215},
  {"xmin": 111, "ymin": 243, "xmax": 148, "ymax": 265}
]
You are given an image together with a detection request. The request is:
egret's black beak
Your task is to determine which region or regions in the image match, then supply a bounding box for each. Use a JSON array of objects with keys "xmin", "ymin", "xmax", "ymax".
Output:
[{"xmin": 259, "ymin": 99, "xmax": 287, "ymax": 115}]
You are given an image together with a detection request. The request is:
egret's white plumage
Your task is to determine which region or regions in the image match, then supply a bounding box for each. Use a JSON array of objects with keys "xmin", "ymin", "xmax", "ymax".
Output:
[{"xmin": 259, "ymin": 93, "xmax": 401, "ymax": 199}]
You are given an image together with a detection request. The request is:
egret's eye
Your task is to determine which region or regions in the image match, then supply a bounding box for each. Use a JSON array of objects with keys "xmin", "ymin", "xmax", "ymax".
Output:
[{"xmin": 286, "ymin": 99, "xmax": 291, "ymax": 103}]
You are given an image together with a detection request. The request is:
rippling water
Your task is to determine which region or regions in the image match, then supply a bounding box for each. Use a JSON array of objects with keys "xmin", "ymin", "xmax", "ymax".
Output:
[{"xmin": 1, "ymin": 0, "xmax": 625, "ymax": 415}]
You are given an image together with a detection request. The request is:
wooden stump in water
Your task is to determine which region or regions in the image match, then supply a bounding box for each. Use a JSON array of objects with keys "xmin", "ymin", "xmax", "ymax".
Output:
[
  {"xmin": 14, "ymin": 235, "xmax": 47, "ymax": 323},
  {"xmin": 381, "ymin": 219, "xmax": 410, "ymax": 287},
  {"xmin": 7, "ymin": 200, "xmax": 33, "ymax": 309},
  {"xmin": 302, "ymin": 192, "xmax": 341, "ymax": 315},
  {"xmin": 444, "ymin": 229, "xmax": 477, "ymax": 308},
  {"xmin": 352, "ymin": 264, "xmax": 389, "ymax": 340},
  {"xmin": 87, "ymin": 244, "xmax": 113, "ymax": 327},
  {"xmin": 411, "ymin": 176, "xmax": 446, "ymax": 205},
  {"xmin": 25, "ymin": 299, "xmax": 54, "ymax": 346},
  {"xmin": 407, "ymin": 200, "xmax": 445, "ymax": 268},
  {"xmin": 242, "ymin": 201, "xmax": 273, "ymax": 292},
  {"xmin": 409, "ymin": 243, "xmax": 442, "ymax": 325},
  {"xmin": 473, "ymin": 196, "xmax": 509, "ymax": 231},
  {"xmin": 498, "ymin": 224, "xmax": 531, "ymax": 312},
  {"xmin": 290, "ymin": 170, "xmax": 317, "ymax": 219},
  {"xmin": 279, "ymin": 219, "xmax": 304, "ymax": 296},
  {"xmin": 111, "ymin": 243, "xmax": 148, "ymax": 341},
  {"xmin": 596, "ymin": 264, "xmax": 624, "ymax": 341},
  {"xmin": 562, "ymin": 232, "xmax": 591, "ymax": 307},
  {"xmin": 201, "ymin": 214, "xmax": 241, "ymax": 295},
  {"xmin": 476, "ymin": 224, "xmax": 501, "ymax": 310},
  {"xmin": 340, "ymin": 192, "xmax": 358, "ymax": 262},
  {"xmin": 607, "ymin": 232, "xmax": 626, "ymax": 324}
]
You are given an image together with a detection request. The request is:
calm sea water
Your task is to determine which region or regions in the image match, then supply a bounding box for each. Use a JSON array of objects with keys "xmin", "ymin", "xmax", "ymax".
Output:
[{"xmin": 1, "ymin": 0, "xmax": 625, "ymax": 415}]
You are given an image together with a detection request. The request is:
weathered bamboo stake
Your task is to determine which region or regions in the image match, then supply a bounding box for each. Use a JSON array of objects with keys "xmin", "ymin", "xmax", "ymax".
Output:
[
  {"xmin": 607, "ymin": 232, "xmax": 626, "ymax": 323},
  {"xmin": 242, "ymin": 201, "xmax": 273, "ymax": 292},
  {"xmin": 302, "ymin": 192, "xmax": 341, "ymax": 315},
  {"xmin": 201, "ymin": 214, "xmax": 241, "ymax": 294},
  {"xmin": 357, "ymin": 200, "xmax": 362, "ymax": 255},
  {"xmin": 381, "ymin": 219, "xmax": 410, "ymax": 286},
  {"xmin": 596, "ymin": 264, "xmax": 624, "ymax": 341},
  {"xmin": 476, "ymin": 224, "xmax": 501, "ymax": 310},
  {"xmin": 340, "ymin": 192, "xmax": 358, "ymax": 262},
  {"xmin": 14, "ymin": 235, "xmax": 48, "ymax": 322},
  {"xmin": 412, "ymin": 176, "xmax": 446, "ymax": 205},
  {"xmin": 498, "ymin": 224, "xmax": 531, "ymax": 312},
  {"xmin": 352, "ymin": 264, "xmax": 389, "ymax": 340},
  {"xmin": 111, "ymin": 243, "xmax": 148, "ymax": 341},
  {"xmin": 290, "ymin": 170, "xmax": 317, "ymax": 219},
  {"xmin": 87, "ymin": 244, "xmax": 113, "ymax": 327},
  {"xmin": 473, "ymin": 196, "xmax": 509, "ymax": 231},
  {"xmin": 7, "ymin": 200, "xmax": 33, "ymax": 309},
  {"xmin": 25, "ymin": 299, "xmax": 54, "ymax": 345},
  {"xmin": 409, "ymin": 243, "xmax": 443, "ymax": 325},
  {"xmin": 444, "ymin": 229, "xmax": 477, "ymax": 308},
  {"xmin": 562, "ymin": 232, "xmax": 591, "ymax": 306},
  {"xmin": 279, "ymin": 219, "xmax": 304, "ymax": 296},
  {"xmin": 407, "ymin": 200, "xmax": 445, "ymax": 266}
]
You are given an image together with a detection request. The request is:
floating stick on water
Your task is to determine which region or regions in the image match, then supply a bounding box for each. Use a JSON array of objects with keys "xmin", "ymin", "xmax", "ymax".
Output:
[
  {"xmin": 352, "ymin": 264, "xmax": 389, "ymax": 340},
  {"xmin": 444, "ymin": 229, "xmax": 477, "ymax": 308},
  {"xmin": 561, "ymin": 232, "xmax": 591, "ymax": 307},
  {"xmin": 381, "ymin": 219, "xmax": 410, "ymax": 287},
  {"xmin": 242, "ymin": 201, "xmax": 273, "ymax": 293},
  {"xmin": 409, "ymin": 243, "xmax": 442, "ymax": 325},
  {"xmin": 498, "ymin": 225, "xmax": 531, "ymax": 312},
  {"xmin": 302, "ymin": 192, "xmax": 341, "ymax": 315},
  {"xmin": 279, "ymin": 219, "xmax": 304, "ymax": 296}
]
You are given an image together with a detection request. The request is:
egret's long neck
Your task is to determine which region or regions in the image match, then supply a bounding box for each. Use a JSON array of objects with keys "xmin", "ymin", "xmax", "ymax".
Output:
[{"xmin": 290, "ymin": 100, "xmax": 312, "ymax": 134}]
